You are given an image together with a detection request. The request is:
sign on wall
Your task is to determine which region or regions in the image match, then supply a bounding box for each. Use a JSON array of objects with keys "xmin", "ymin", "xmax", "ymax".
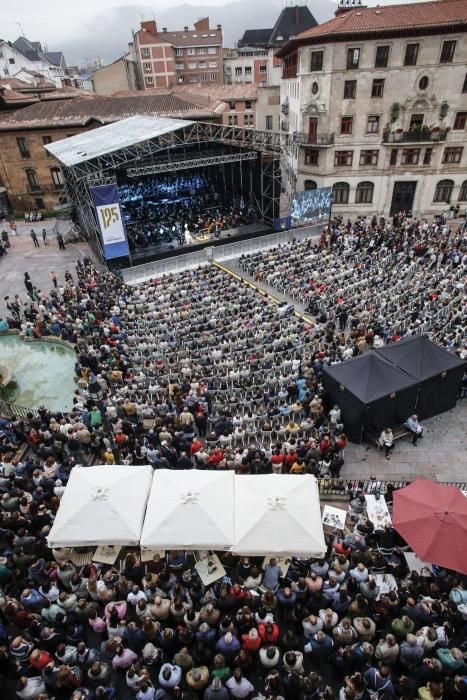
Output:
[{"xmin": 91, "ymin": 184, "xmax": 130, "ymax": 260}]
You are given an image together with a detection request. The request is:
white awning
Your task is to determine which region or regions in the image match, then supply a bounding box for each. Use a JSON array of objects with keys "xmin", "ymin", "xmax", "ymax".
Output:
[
  {"xmin": 45, "ymin": 115, "xmax": 194, "ymax": 167},
  {"xmin": 140, "ymin": 469, "xmax": 234, "ymax": 550},
  {"xmin": 233, "ymin": 474, "xmax": 326, "ymax": 557},
  {"xmin": 47, "ymin": 465, "xmax": 153, "ymax": 547}
]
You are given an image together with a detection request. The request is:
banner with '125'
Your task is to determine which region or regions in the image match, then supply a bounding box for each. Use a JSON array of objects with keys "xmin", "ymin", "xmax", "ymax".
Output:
[{"xmin": 91, "ymin": 184, "xmax": 130, "ymax": 260}]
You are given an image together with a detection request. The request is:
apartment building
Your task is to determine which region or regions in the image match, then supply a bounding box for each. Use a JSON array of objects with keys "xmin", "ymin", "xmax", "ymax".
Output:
[
  {"xmin": 0, "ymin": 37, "xmax": 67, "ymax": 87},
  {"xmin": 223, "ymin": 5, "xmax": 317, "ymax": 87},
  {"xmin": 134, "ymin": 17, "xmax": 223, "ymax": 89},
  {"xmin": 277, "ymin": 0, "xmax": 467, "ymax": 217}
]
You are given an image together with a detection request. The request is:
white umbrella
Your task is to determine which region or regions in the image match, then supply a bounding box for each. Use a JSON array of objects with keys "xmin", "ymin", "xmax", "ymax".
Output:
[
  {"xmin": 47, "ymin": 465, "xmax": 153, "ymax": 547},
  {"xmin": 233, "ymin": 474, "xmax": 326, "ymax": 556},
  {"xmin": 140, "ymin": 469, "xmax": 234, "ymax": 550}
]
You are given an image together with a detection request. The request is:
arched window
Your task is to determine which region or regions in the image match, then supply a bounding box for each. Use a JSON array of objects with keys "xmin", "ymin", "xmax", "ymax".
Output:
[
  {"xmin": 50, "ymin": 166, "xmax": 64, "ymax": 187},
  {"xmin": 355, "ymin": 181, "xmax": 374, "ymax": 204},
  {"xmin": 25, "ymin": 168, "xmax": 40, "ymax": 192},
  {"xmin": 458, "ymin": 180, "xmax": 467, "ymax": 201},
  {"xmin": 304, "ymin": 179, "xmax": 317, "ymax": 191},
  {"xmin": 433, "ymin": 179, "xmax": 454, "ymax": 203},
  {"xmin": 332, "ymin": 181, "xmax": 349, "ymax": 204}
]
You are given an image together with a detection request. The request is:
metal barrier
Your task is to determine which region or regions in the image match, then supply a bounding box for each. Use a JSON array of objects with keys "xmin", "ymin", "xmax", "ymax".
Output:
[
  {"xmin": 316, "ymin": 477, "xmax": 467, "ymax": 497},
  {"xmin": 122, "ymin": 224, "xmax": 322, "ymax": 285},
  {"xmin": 0, "ymin": 397, "xmax": 38, "ymax": 419}
]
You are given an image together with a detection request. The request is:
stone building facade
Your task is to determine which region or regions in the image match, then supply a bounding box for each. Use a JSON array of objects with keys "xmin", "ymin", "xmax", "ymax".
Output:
[{"xmin": 277, "ymin": 0, "xmax": 467, "ymax": 218}]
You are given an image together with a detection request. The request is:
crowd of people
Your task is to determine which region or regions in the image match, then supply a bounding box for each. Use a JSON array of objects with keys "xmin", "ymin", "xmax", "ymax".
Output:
[
  {"xmin": 239, "ymin": 215, "xmax": 466, "ymax": 354},
  {"xmin": 0, "ymin": 214, "xmax": 466, "ymax": 699},
  {"xmin": 119, "ymin": 172, "xmax": 258, "ymax": 250},
  {"xmin": 123, "ymin": 200, "xmax": 258, "ymax": 250},
  {"xmin": 119, "ymin": 174, "xmax": 211, "ymax": 207}
]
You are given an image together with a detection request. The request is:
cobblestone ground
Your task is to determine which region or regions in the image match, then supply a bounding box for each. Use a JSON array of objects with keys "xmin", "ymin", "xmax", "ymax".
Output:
[{"xmin": 0, "ymin": 219, "xmax": 94, "ymax": 301}]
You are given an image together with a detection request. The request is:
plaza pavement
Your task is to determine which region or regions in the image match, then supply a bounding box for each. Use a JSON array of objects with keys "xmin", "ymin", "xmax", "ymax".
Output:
[{"xmin": 0, "ymin": 219, "xmax": 95, "ymax": 302}]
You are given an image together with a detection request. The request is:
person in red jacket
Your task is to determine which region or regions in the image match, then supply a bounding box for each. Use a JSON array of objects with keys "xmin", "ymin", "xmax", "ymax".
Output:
[
  {"xmin": 189, "ymin": 437, "xmax": 203, "ymax": 457},
  {"xmin": 258, "ymin": 621, "xmax": 280, "ymax": 644},
  {"xmin": 283, "ymin": 449, "xmax": 297, "ymax": 472},
  {"xmin": 230, "ymin": 584, "xmax": 246, "ymax": 605},
  {"xmin": 319, "ymin": 435, "xmax": 332, "ymax": 456},
  {"xmin": 29, "ymin": 649, "xmax": 53, "ymax": 671},
  {"xmin": 271, "ymin": 450, "xmax": 284, "ymax": 475},
  {"xmin": 208, "ymin": 448, "xmax": 224, "ymax": 467},
  {"xmin": 241, "ymin": 627, "xmax": 262, "ymax": 653}
]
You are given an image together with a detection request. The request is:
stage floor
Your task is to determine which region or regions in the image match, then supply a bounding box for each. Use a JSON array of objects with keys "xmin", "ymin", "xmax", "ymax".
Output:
[{"xmin": 123, "ymin": 222, "xmax": 272, "ymax": 266}]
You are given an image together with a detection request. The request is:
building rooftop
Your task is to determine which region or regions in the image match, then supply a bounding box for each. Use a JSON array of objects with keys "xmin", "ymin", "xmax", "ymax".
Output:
[
  {"xmin": 0, "ymin": 81, "xmax": 85, "ymax": 110},
  {"xmin": 137, "ymin": 27, "xmax": 222, "ymax": 47},
  {"xmin": 237, "ymin": 5, "xmax": 317, "ymax": 48},
  {"xmin": 277, "ymin": 0, "xmax": 467, "ymax": 55},
  {"xmin": 0, "ymin": 93, "xmax": 219, "ymax": 130},
  {"xmin": 237, "ymin": 29, "xmax": 272, "ymax": 48}
]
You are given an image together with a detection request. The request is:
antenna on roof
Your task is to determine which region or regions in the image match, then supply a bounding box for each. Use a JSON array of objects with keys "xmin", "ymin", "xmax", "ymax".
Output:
[{"xmin": 15, "ymin": 22, "xmax": 25, "ymax": 37}]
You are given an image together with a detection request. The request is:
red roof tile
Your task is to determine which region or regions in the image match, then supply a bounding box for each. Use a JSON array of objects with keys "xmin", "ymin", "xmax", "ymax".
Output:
[
  {"xmin": 136, "ymin": 28, "xmax": 222, "ymax": 47},
  {"xmin": 277, "ymin": 0, "xmax": 467, "ymax": 53},
  {"xmin": 0, "ymin": 93, "xmax": 220, "ymax": 130}
]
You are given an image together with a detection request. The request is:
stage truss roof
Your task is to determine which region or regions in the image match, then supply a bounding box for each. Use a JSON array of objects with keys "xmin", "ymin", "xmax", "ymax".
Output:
[{"xmin": 45, "ymin": 115, "xmax": 194, "ymax": 167}]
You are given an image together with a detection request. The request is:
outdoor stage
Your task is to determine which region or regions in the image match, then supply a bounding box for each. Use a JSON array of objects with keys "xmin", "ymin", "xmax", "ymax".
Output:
[
  {"xmin": 45, "ymin": 116, "xmax": 290, "ymax": 267},
  {"xmin": 127, "ymin": 221, "xmax": 270, "ymax": 265}
]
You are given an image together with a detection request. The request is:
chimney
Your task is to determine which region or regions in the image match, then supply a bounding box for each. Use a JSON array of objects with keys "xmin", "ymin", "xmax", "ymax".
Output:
[
  {"xmin": 217, "ymin": 24, "xmax": 222, "ymax": 30},
  {"xmin": 184, "ymin": 26, "xmax": 188, "ymax": 31},
  {"xmin": 194, "ymin": 17, "xmax": 210, "ymax": 31},
  {"xmin": 140, "ymin": 20, "xmax": 157, "ymax": 34},
  {"xmin": 162, "ymin": 27, "xmax": 167, "ymax": 32},
  {"xmin": 335, "ymin": 0, "xmax": 365, "ymax": 15}
]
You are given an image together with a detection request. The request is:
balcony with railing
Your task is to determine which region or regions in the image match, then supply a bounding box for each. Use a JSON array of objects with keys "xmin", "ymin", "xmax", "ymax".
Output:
[
  {"xmin": 383, "ymin": 127, "xmax": 449, "ymax": 144},
  {"xmin": 294, "ymin": 131, "xmax": 335, "ymax": 146},
  {"xmin": 27, "ymin": 183, "xmax": 63, "ymax": 194}
]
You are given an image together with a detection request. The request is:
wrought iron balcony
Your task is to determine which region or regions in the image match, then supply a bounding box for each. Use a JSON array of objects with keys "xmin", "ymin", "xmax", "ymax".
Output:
[
  {"xmin": 294, "ymin": 131, "xmax": 335, "ymax": 146},
  {"xmin": 383, "ymin": 127, "xmax": 448, "ymax": 144}
]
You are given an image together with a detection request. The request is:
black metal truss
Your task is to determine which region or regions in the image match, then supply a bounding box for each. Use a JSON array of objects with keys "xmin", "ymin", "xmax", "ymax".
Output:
[
  {"xmin": 66, "ymin": 122, "xmax": 291, "ymax": 180},
  {"xmin": 61, "ymin": 122, "xmax": 288, "ymax": 263},
  {"xmin": 126, "ymin": 151, "xmax": 258, "ymax": 178}
]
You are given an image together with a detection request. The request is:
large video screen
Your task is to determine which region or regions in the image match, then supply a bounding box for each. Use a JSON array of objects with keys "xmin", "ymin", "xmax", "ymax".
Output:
[{"xmin": 291, "ymin": 186, "xmax": 332, "ymax": 226}]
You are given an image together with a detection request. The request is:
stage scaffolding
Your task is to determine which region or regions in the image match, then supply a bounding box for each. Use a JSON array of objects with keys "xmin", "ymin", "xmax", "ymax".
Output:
[{"xmin": 58, "ymin": 120, "xmax": 289, "ymax": 263}]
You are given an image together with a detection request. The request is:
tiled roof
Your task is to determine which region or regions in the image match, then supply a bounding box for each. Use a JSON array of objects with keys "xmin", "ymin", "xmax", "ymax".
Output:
[
  {"xmin": 277, "ymin": 0, "xmax": 467, "ymax": 54},
  {"xmin": 0, "ymin": 89, "xmax": 39, "ymax": 105},
  {"xmin": 0, "ymin": 94, "xmax": 220, "ymax": 130},
  {"xmin": 173, "ymin": 84, "xmax": 258, "ymax": 100},
  {"xmin": 137, "ymin": 28, "xmax": 222, "ymax": 47},
  {"xmin": 0, "ymin": 78, "xmax": 35, "ymax": 90}
]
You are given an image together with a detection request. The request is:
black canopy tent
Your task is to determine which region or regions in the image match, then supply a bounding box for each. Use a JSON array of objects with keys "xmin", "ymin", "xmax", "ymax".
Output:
[
  {"xmin": 376, "ymin": 335, "xmax": 465, "ymax": 419},
  {"xmin": 322, "ymin": 353, "xmax": 418, "ymax": 442}
]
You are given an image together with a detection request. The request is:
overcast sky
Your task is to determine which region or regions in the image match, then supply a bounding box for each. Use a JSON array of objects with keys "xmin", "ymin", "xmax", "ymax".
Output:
[{"xmin": 2, "ymin": 0, "xmax": 420, "ymax": 65}]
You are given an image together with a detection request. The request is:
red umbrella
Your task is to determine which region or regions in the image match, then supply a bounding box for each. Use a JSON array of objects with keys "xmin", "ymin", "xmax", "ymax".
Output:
[{"xmin": 393, "ymin": 478, "xmax": 467, "ymax": 575}]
